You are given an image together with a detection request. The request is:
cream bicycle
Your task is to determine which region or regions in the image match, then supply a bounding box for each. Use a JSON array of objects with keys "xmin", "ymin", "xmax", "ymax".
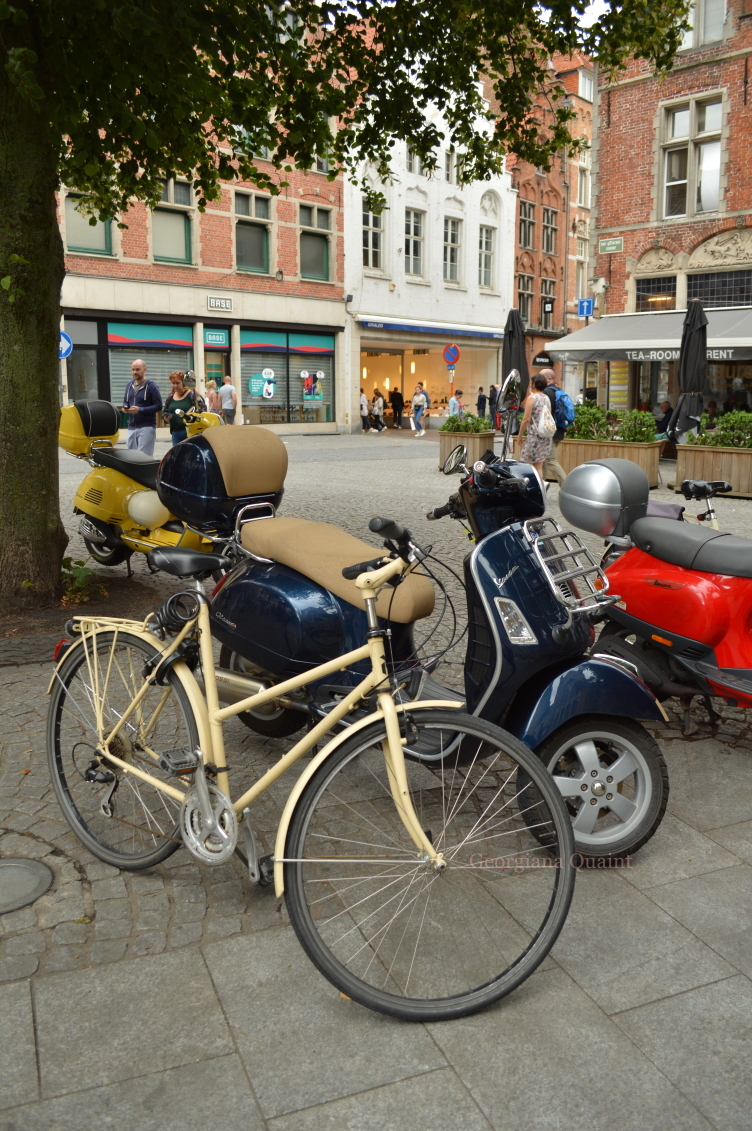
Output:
[{"xmin": 47, "ymin": 519, "xmax": 575, "ymax": 1021}]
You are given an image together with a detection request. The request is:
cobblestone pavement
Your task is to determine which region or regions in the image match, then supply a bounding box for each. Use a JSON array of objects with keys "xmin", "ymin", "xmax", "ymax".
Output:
[{"xmin": 1, "ymin": 435, "xmax": 751, "ymax": 1130}]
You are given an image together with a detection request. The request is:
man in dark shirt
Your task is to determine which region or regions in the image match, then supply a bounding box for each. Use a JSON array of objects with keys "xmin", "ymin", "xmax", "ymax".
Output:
[
  {"xmin": 476, "ymin": 387, "xmax": 487, "ymax": 417},
  {"xmin": 540, "ymin": 369, "xmax": 567, "ymax": 486},
  {"xmin": 123, "ymin": 358, "xmax": 163, "ymax": 456},
  {"xmin": 389, "ymin": 387, "xmax": 405, "ymax": 429}
]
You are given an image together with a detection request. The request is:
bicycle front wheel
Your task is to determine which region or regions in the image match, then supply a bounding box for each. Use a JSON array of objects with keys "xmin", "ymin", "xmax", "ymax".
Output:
[
  {"xmin": 47, "ymin": 630, "xmax": 199, "ymax": 869},
  {"xmin": 284, "ymin": 711, "xmax": 575, "ymax": 1022}
]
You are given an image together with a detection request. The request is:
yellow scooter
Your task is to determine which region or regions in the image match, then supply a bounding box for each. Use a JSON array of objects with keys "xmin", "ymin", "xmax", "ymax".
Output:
[{"xmin": 59, "ymin": 400, "xmax": 225, "ymax": 570}]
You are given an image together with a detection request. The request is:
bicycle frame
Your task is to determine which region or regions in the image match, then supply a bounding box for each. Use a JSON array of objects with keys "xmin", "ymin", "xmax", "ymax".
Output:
[{"xmin": 50, "ymin": 554, "xmax": 462, "ymax": 895}]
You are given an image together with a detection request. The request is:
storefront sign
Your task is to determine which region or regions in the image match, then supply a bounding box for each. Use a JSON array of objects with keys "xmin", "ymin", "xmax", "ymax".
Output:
[
  {"xmin": 625, "ymin": 348, "xmax": 735, "ymax": 361},
  {"xmin": 108, "ymin": 322, "xmax": 193, "ymax": 348},
  {"xmin": 532, "ymin": 351, "xmax": 552, "ymax": 367},
  {"xmin": 360, "ymin": 318, "xmax": 503, "ymax": 340},
  {"xmin": 207, "ymin": 295, "xmax": 233, "ymax": 311},
  {"xmin": 598, "ymin": 237, "xmax": 624, "ymax": 255},
  {"xmin": 204, "ymin": 328, "xmax": 229, "ymax": 349}
]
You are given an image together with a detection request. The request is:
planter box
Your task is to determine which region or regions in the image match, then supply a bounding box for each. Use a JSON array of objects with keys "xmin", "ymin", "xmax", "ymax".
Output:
[
  {"xmin": 675, "ymin": 444, "xmax": 752, "ymax": 498},
  {"xmin": 513, "ymin": 436, "xmax": 662, "ymax": 488},
  {"xmin": 438, "ymin": 430, "xmax": 496, "ymax": 470}
]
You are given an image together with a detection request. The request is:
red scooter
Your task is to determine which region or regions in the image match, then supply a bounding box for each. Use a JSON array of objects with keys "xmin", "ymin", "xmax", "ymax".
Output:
[{"xmin": 559, "ymin": 459, "xmax": 749, "ymax": 734}]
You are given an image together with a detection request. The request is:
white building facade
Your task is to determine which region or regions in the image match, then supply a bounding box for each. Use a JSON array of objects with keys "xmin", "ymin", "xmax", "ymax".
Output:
[{"xmin": 343, "ymin": 130, "xmax": 516, "ymax": 430}]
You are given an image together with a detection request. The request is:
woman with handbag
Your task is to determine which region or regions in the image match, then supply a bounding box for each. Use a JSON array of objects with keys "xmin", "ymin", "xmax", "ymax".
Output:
[{"xmin": 518, "ymin": 374, "xmax": 555, "ymax": 476}]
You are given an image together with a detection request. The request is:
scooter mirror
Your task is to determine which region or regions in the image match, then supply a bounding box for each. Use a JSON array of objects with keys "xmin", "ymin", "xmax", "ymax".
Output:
[
  {"xmin": 443, "ymin": 444, "xmax": 468, "ymax": 476},
  {"xmin": 499, "ymin": 369, "xmax": 520, "ymax": 409}
]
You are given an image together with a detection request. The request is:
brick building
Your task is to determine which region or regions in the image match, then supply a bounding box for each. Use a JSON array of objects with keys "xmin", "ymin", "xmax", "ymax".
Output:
[
  {"xmin": 60, "ymin": 159, "xmax": 346, "ymax": 433},
  {"xmin": 552, "ymin": 0, "xmax": 752, "ymax": 413},
  {"xmin": 505, "ymin": 53, "xmax": 596, "ymax": 396}
]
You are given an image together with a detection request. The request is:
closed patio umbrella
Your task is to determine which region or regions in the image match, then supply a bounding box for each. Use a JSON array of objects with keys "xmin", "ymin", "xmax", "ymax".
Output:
[
  {"xmin": 668, "ymin": 299, "xmax": 708, "ymax": 439},
  {"xmin": 502, "ymin": 308, "xmax": 529, "ymax": 400}
]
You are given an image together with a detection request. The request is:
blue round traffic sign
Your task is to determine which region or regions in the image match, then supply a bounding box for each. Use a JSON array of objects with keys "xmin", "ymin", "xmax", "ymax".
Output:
[
  {"xmin": 443, "ymin": 343, "xmax": 460, "ymax": 365},
  {"xmin": 59, "ymin": 331, "xmax": 73, "ymax": 360}
]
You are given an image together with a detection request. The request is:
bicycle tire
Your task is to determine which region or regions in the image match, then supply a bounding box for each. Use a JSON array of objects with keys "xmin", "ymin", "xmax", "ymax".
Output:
[
  {"xmin": 47, "ymin": 630, "xmax": 199, "ymax": 869},
  {"xmin": 284, "ymin": 710, "xmax": 575, "ymax": 1022}
]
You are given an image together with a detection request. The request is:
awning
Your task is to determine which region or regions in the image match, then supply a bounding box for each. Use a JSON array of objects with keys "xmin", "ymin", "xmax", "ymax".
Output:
[
  {"xmin": 357, "ymin": 313, "xmax": 504, "ymax": 341},
  {"xmin": 545, "ymin": 307, "xmax": 752, "ymax": 363}
]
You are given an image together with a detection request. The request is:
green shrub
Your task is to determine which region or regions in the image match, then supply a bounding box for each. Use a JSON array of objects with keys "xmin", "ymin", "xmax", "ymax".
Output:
[
  {"xmin": 567, "ymin": 403, "xmax": 658, "ymax": 443},
  {"xmin": 687, "ymin": 410, "xmax": 752, "ymax": 449},
  {"xmin": 567, "ymin": 402, "xmax": 611, "ymax": 440},
  {"xmin": 439, "ymin": 412, "xmax": 494, "ymax": 433},
  {"xmin": 617, "ymin": 409, "xmax": 659, "ymax": 443}
]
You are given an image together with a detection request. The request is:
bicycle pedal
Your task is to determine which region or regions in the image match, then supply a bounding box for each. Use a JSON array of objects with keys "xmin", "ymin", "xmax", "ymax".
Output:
[
  {"xmin": 258, "ymin": 854, "xmax": 274, "ymax": 887},
  {"xmin": 158, "ymin": 748, "xmax": 200, "ymax": 776}
]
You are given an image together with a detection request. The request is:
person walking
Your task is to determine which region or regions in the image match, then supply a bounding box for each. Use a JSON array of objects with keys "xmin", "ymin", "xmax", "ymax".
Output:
[
  {"xmin": 476, "ymin": 387, "xmax": 487, "ymax": 418},
  {"xmin": 412, "ymin": 383, "xmax": 427, "ymax": 436},
  {"xmin": 371, "ymin": 389, "xmax": 386, "ymax": 432},
  {"xmin": 206, "ymin": 380, "xmax": 222, "ymax": 415},
  {"xmin": 123, "ymin": 358, "xmax": 162, "ymax": 456},
  {"xmin": 389, "ymin": 387, "xmax": 404, "ymax": 429},
  {"xmin": 360, "ymin": 388, "xmax": 370, "ymax": 432},
  {"xmin": 219, "ymin": 374, "xmax": 238, "ymax": 423},
  {"xmin": 488, "ymin": 384, "xmax": 498, "ymax": 428},
  {"xmin": 163, "ymin": 371, "xmax": 205, "ymax": 445},
  {"xmin": 541, "ymin": 369, "xmax": 568, "ymax": 486},
  {"xmin": 519, "ymin": 374, "xmax": 554, "ymax": 477}
]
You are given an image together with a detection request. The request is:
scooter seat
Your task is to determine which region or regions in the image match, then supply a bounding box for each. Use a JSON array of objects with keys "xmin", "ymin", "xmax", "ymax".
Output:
[
  {"xmin": 631, "ymin": 517, "xmax": 752, "ymax": 578},
  {"xmin": 241, "ymin": 517, "xmax": 435, "ymax": 623},
  {"xmin": 91, "ymin": 447, "xmax": 160, "ymax": 490}
]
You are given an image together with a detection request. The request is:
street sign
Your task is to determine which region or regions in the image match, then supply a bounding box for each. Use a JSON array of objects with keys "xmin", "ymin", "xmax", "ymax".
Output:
[
  {"xmin": 598, "ymin": 237, "xmax": 623, "ymax": 255},
  {"xmin": 578, "ymin": 298, "xmax": 595, "ymax": 318},
  {"xmin": 59, "ymin": 331, "xmax": 73, "ymax": 360},
  {"xmin": 447, "ymin": 366, "xmax": 455, "ymax": 380},
  {"xmin": 443, "ymin": 343, "xmax": 460, "ymax": 365}
]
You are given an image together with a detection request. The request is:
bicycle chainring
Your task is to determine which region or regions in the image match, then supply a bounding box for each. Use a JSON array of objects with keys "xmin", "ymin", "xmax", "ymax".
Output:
[{"xmin": 180, "ymin": 782, "xmax": 238, "ymax": 864}]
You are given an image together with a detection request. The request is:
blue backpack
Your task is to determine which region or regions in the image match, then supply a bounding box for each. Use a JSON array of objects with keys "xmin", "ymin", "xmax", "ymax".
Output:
[{"xmin": 553, "ymin": 388, "xmax": 575, "ymax": 429}]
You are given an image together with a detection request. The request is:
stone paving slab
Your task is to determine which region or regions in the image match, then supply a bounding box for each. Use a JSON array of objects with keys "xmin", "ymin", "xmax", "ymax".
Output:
[{"xmin": 0, "ymin": 436, "xmax": 751, "ymax": 1129}]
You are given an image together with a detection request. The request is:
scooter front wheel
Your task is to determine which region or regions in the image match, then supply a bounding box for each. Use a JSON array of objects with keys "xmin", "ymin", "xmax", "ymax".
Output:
[
  {"xmin": 533, "ymin": 716, "xmax": 668, "ymax": 861},
  {"xmin": 84, "ymin": 538, "xmax": 130, "ymax": 567}
]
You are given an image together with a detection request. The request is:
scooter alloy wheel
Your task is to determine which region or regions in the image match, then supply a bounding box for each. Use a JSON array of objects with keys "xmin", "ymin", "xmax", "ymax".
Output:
[
  {"xmin": 533, "ymin": 716, "xmax": 668, "ymax": 861},
  {"xmin": 83, "ymin": 538, "xmax": 130, "ymax": 567}
]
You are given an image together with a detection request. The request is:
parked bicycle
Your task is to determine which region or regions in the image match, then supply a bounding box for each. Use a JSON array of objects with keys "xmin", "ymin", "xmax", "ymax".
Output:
[{"xmin": 47, "ymin": 519, "xmax": 575, "ymax": 1022}]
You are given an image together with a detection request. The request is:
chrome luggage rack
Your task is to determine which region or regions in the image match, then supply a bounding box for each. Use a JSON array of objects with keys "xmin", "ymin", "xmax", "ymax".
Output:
[{"xmin": 523, "ymin": 517, "xmax": 617, "ymax": 626}]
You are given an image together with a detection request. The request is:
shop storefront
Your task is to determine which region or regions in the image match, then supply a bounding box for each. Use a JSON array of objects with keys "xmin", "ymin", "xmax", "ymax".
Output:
[
  {"xmin": 545, "ymin": 307, "xmax": 752, "ymax": 416},
  {"xmin": 240, "ymin": 331, "xmax": 334, "ymax": 425},
  {"xmin": 356, "ymin": 315, "xmax": 504, "ymax": 422}
]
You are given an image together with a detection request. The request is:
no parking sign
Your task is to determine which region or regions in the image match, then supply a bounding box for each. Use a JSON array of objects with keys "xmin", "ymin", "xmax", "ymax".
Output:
[{"xmin": 442, "ymin": 343, "xmax": 460, "ymax": 366}]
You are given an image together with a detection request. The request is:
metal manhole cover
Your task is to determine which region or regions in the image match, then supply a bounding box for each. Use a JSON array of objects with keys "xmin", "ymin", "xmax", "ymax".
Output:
[{"xmin": 0, "ymin": 858, "xmax": 54, "ymax": 914}]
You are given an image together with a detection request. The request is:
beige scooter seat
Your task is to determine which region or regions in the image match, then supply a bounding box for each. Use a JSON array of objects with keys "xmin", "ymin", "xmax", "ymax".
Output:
[{"xmin": 241, "ymin": 517, "xmax": 435, "ymax": 623}]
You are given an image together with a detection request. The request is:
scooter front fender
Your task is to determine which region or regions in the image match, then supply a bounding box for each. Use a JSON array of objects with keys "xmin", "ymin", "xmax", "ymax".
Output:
[{"xmin": 504, "ymin": 658, "xmax": 667, "ymax": 750}]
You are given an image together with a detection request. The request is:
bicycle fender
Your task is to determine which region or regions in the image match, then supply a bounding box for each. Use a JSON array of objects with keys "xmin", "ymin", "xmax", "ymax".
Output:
[
  {"xmin": 503, "ymin": 658, "xmax": 668, "ymax": 750},
  {"xmin": 273, "ymin": 701, "xmax": 462, "ymax": 896}
]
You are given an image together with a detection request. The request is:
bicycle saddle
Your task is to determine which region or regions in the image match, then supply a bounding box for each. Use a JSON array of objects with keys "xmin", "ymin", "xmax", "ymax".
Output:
[{"xmin": 240, "ymin": 517, "xmax": 435, "ymax": 623}]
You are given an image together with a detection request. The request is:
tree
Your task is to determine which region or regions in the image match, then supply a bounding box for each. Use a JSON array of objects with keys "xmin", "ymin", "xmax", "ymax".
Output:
[{"xmin": 0, "ymin": 0, "xmax": 690, "ymax": 606}]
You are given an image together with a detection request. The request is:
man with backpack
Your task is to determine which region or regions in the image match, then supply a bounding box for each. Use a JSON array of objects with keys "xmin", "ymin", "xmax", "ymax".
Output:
[{"xmin": 540, "ymin": 369, "xmax": 574, "ymax": 486}]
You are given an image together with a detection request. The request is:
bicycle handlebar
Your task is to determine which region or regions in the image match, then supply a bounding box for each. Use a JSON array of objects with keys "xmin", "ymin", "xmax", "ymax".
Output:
[
  {"xmin": 341, "ymin": 557, "xmax": 387, "ymax": 580},
  {"xmin": 368, "ymin": 516, "xmax": 408, "ymax": 542}
]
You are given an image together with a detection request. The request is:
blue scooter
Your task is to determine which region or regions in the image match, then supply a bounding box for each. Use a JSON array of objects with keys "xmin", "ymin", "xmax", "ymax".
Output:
[{"xmin": 206, "ymin": 432, "xmax": 668, "ymax": 862}]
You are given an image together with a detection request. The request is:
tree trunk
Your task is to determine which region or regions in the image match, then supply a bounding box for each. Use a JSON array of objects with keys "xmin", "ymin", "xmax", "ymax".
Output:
[{"xmin": 0, "ymin": 64, "xmax": 67, "ymax": 608}]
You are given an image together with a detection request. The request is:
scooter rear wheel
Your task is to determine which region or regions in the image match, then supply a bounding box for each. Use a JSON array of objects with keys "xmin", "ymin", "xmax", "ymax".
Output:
[
  {"xmin": 84, "ymin": 538, "xmax": 130, "ymax": 567},
  {"xmin": 533, "ymin": 716, "xmax": 668, "ymax": 861}
]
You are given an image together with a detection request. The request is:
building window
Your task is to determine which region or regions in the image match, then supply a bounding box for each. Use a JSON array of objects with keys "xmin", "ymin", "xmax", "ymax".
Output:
[
  {"xmin": 443, "ymin": 218, "xmax": 461, "ymax": 282},
  {"xmin": 541, "ymin": 278, "xmax": 555, "ymax": 330},
  {"xmin": 445, "ymin": 149, "xmax": 455, "ymax": 183},
  {"xmin": 405, "ymin": 209, "xmax": 423, "ymax": 276},
  {"xmin": 688, "ymin": 270, "xmax": 752, "ymax": 307},
  {"xmin": 519, "ymin": 201, "xmax": 535, "ymax": 249},
  {"xmin": 681, "ymin": 0, "xmax": 726, "ymax": 49},
  {"xmin": 542, "ymin": 208, "xmax": 558, "ymax": 255},
  {"xmin": 576, "ymin": 259, "xmax": 587, "ymax": 301},
  {"xmin": 362, "ymin": 205, "xmax": 382, "ymax": 269},
  {"xmin": 518, "ymin": 274, "xmax": 534, "ymax": 323},
  {"xmin": 577, "ymin": 168, "xmax": 590, "ymax": 207},
  {"xmin": 315, "ymin": 155, "xmax": 329, "ymax": 173},
  {"xmin": 152, "ymin": 179, "xmax": 192, "ymax": 263},
  {"xmin": 663, "ymin": 97, "xmax": 722, "ymax": 218},
  {"xmin": 478, "ymin": 226, "xmax": 494, "ymax": 287},
  {"xmin": 235, "ymin": 193, "xmax": 270, "ymax": 274},
  {"xmin": 635, "ymin": 275, "xmax": 677, "ymax": 312},
  {"xmin": 64, "ymin": 195, "xmax": 112, "ymax": 256},
  {"xmin": 406, "ymin": 146, "xmax": 423, "ymax": 175},
  {"xmin": 299, "ymin": 204, "xmax": 330, "ymax": 279},
  {"xmin": 579, "ymin": 71, "xmax": 594, "ymax": 101}
]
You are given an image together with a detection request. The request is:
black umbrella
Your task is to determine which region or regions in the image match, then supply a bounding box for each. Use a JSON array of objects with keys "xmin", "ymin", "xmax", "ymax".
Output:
[
  {"xmin": 502, "ymin": 308, "xmax": 530, "ymax": 400},
  {"xmin": 668, "ymin": 299, "xmax": 708, "ymax": 439}
]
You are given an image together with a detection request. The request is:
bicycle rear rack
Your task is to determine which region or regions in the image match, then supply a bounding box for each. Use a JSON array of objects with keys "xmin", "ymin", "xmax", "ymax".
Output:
[{"xmin": 523, "ymin": 517, "xmax": 615, "ymax": 626}]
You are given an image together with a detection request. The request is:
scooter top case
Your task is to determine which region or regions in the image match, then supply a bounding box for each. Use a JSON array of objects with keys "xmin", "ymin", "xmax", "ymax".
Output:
[
  {"xmin": 210, "ymin": 517, "xmax": 435, "ymax": 681},
  {"xmin": 157, "ymin": 426, "xmax": 287, "ymax": 534},
  {"xmin": 59, "ymin": 400, "xmax": 121, "ymax": 455}
]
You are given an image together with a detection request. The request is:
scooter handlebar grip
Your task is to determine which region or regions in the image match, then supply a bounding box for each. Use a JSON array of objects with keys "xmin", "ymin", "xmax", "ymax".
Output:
[
  {"xmin": 368, "ymin": 516, "xmax": 409, "ymax": 542},
  {"xmin": 427, "ymin": 502, "xmax": 453, "ymax": 520},
  {"xmin": 341, "ymin": 557, "xmax": 386, "ymax": 580}
]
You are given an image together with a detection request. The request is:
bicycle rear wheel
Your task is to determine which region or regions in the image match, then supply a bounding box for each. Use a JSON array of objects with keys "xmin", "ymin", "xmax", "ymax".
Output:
[
  {"xmin": 47, "ymin": 630, "xmax": 199, "ymax": 869},
  {"xmin": 284, "ymin": 711, "xmax": 575, "ymax": 1021}
]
